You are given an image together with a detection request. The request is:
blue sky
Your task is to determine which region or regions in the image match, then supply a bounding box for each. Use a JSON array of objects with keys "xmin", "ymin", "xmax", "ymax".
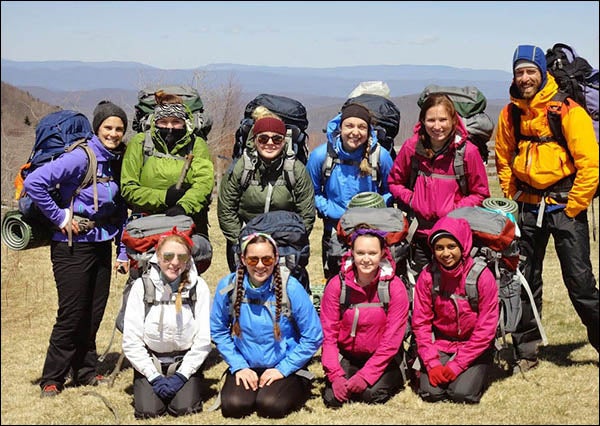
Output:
[{"xmin": 1, "ymin": 1, "xmax": 598, "ymax": 72}]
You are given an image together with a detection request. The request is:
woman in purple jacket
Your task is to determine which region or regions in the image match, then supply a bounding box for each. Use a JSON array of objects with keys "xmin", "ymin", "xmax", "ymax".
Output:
[
  {"xmin": 24, "ymin": 101, "xmax": 129, "ymax": 397},
  {"xmin": 388, "ymin": 93, "xmax": 490, "ymax": 279},
  {"xmin": 320, "ymin": 224, "xmax": 409, "ymax": 407},
  {"xmin": 412, "ymin": 216, "xmax": 499, "ymax": 404}
]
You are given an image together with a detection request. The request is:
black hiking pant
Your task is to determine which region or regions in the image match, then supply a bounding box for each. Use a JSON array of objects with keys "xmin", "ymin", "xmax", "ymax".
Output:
[
  {"xmin": 514, "ymin": 206, "xmax": 599, "ymax": 359},
  {"xmin": 40, "ymin": 240, "xmax": 112, "ymax": 390}
]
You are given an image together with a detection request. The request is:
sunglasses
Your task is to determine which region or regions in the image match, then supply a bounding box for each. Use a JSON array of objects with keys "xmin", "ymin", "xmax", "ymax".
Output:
[
  {"xmin": 244, "ymin": 256, "xmax": 276, "ymax": 267},
  {"xmin": 256, "ymin": 134, "xmax": 285, "ymax": 145},
  {"xmin": 161, "ymin": 252, "xmax": 190, "ymax": 263}
]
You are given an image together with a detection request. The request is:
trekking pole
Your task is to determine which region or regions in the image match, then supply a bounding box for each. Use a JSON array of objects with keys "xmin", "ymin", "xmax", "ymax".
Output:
[{"xmin": 175, "ymin": 154, "xmax": 194, "ymax": 190}]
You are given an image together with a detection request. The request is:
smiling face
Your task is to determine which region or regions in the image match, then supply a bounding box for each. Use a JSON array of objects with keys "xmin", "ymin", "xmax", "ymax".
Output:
[
  {"xmin": 97, "ymin": 116, "xmax": 125, "ymax": 150},
  {"xmin": 352, "ymin": 234, "xmax": 384, "ymax": 282},
  {"xmin": 254, "ymin": 132, "xmax": 286, "ymax": 161},
  {"xmin": 242, "ymin": 240, "xmax": 277, "ymax": 286},
  {"xmin": 423, "ymin": 104, "xmax": 454, "ymax": 149},
  {"xmin": 157, "ymin": 239, "xmax": 191, "ymax": 282},
  {"xmin": 514, "ymin": 66, "xmax": 543, "ymax": 100},
  {"xmin": 433, "ymin": 236, "xmax": 462, "ymax": 269},
  {"xmin": 340, "ymin": 117, "xmax": 369, "ymax": 152}
]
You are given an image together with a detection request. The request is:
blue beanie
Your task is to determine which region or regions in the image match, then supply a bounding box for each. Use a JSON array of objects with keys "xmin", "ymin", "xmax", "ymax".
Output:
[{"xmin": 512, "ymin": 44, "xmax": 547, "ymax": 90}]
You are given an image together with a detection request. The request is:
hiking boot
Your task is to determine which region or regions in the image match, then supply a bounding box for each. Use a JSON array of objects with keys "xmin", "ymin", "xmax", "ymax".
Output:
[
  {"xmin": 40, "ymin": 384, "xmax": 61, "ymax": 398},
  {"xmin": 512, "ymin": 358, "xmax": 539, "ymax": 375},
  {"xmin": 77, "ymin": 374, "xmax": 107, "ymax": 387}
]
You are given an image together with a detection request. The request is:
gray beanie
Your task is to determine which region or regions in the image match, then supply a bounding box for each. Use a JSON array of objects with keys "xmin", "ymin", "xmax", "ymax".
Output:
[{"xmin": 93, "ymin": 100, "xmax": 128, "ymax": 134}]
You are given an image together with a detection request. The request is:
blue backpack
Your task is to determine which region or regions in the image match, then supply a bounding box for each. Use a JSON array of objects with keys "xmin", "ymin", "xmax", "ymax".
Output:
[{"xmin": 14, "ymin": 110, "xmax": 97, "ymax": 225}]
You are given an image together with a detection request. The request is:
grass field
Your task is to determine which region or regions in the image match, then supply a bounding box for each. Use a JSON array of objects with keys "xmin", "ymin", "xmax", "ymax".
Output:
[{"xmin": 1, "ymin": 193, "xmax": 598, "ymax": 425}]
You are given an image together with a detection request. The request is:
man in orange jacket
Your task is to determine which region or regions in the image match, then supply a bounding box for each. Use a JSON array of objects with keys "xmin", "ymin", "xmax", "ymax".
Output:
[{"xmin": 495, "ymin": 44, "xmax": 599, "ymax": 374}]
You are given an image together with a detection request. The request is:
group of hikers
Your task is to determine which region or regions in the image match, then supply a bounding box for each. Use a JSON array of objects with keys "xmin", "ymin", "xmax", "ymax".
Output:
[{"xmin": 24, "ymin": 44, "xmax": 598, "ymax": 419}]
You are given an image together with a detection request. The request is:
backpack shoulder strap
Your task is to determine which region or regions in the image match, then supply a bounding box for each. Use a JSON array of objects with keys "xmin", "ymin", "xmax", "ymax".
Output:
[
  {"xmin": 464, "ymin": 256, "xmax": 488, "ymax": 313},
  {"xmin": 377, "ymin": 279, "xmax": 390, "ymax": 313},
  {"xmin": 321, "ymin": 143, "xmax": 338, "ymax": 192},
  {"xmin": 453, "ymin": 142, "xmax": 468, "ymax": 195},
  {"xmin": 408, "ymin": 155, "xmax": 419, "ymax": 191},
  {"xmin": 141, "ymin": 274, "xmax": 156, "ymax": 319},
  {"xmin": 547, "ymin": 92, "xmax": 570, "ymax": 152},
  {"xmin": 239, "ymin": 151, "xmax": 256, "ymax": 193},
  {"xmin": 369, "ymin": 142, "xmax": 382, "ymax": 190}
]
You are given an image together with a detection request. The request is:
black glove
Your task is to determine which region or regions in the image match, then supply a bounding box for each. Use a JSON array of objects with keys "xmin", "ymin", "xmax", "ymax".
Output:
[
  {"xmin": 165, "ymin": 183, "xmax": 191, "ymax": 207},
  {"xmin": 165, "ymin": 205, "xmax": 186, "ymax": 217}
]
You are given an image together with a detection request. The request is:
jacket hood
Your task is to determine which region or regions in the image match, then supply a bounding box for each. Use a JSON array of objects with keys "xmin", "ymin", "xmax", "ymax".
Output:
[{"xmin": 428, "ymin": 216, "xmax": 472, "ymax": 261}]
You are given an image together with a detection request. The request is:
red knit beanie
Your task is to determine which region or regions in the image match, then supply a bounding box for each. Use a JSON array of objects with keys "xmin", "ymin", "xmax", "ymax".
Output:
[{"xmin": 253, "ymin": 117, "xmax": 286, "ymax": 136}]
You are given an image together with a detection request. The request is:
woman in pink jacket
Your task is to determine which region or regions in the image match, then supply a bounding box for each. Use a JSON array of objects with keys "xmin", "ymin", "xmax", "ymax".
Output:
[
  {"xmin": 388, "ymin": 93, "xmax": 490, "ymax": 278},
  {"xmin": 320, "ymin": 224, "xmax": 409, "ymax": 408},
  {"xmin": 412, "ymin": 216, "xmax": 499, "ymax": 404}
]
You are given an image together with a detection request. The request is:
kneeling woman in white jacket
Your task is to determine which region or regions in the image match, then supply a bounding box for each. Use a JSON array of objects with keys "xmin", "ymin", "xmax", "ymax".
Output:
[{"xmin": 122, "ymin": 227, "xmax": 211, "ymax": 419}]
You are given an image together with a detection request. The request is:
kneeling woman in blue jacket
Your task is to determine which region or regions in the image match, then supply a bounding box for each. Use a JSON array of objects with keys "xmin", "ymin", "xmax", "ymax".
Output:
[{"xmin": 210, "ymin": 232, "xmax": 323, "ymax": 419}]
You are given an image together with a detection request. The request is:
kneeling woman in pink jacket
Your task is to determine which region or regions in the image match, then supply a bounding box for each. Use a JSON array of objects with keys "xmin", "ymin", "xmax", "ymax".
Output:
[
  {"xmin": 320, "ymin": 224, "xmax": 410, "ymax": 407},
  {"xmin": 412, "ymin": 216, "xmax": 499, "ymax": 403}
]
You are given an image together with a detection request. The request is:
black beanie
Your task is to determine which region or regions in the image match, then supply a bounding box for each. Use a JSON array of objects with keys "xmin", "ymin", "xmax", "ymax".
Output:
[
  {"xmin": 340, "ymin": 103, "xmax": 371, "ymax": 126},
  {"xmin": 93, "ymin": 100, "xmax": 128, "ymax": 134}
]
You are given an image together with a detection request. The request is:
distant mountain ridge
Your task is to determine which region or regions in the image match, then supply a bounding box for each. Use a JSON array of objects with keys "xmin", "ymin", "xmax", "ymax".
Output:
[{"xmin": 0, "ymin": 59, "xmax": 512, "ymax": 101}]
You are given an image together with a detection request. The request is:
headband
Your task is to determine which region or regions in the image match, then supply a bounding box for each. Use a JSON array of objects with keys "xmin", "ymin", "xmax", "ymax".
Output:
[
  {"xmin": 240, "ymin": 232, "xmax": 279, "ymax": 255},
  {"xmin": 350, "ymin": 228, "xmax": 388, "ymax": 243},
  {"xmin": 156, "ymin": 226, "xmax": 193, "ymax": 249}
]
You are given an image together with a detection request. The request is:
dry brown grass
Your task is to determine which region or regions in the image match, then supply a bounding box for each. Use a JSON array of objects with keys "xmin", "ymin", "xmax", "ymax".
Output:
[{"xmin": 1, "ymin": 193, "xmax": 599, "ymax": 425}]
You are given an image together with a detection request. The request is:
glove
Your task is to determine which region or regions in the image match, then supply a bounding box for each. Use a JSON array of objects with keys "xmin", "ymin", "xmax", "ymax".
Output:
[
  {"xmin": 428, "ymin": 365, "xmax": 447, "ymax": 387},
  {"xmin": 346, "ymin": 374, "xmax": 368, "ymax": 394},
  {"xmin": 165, "ymin": 183, "xmax": 191, "ymax": 207},
  {"xmin": 331, "ymin": 376, "xmax": 349, "ymax": 402},
  {"xmin": 162, "ymin": 372, "xmax": 188, "ymax": 399},
  {"xmin": 165, "ymin": 205, "xmax": 186, "ymax": 217},
  {"xmin": 150, "ymin": 376, "xmax": 170, "ymax": 398},
  {"xmin": 442, "ymin": 365, "xmax": 457, "ymax": 382}
]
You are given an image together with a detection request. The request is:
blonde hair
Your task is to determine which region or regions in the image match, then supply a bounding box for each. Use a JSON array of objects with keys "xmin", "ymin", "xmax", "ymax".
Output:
[
  {"xmin": 251, "ymin": 106, "xmax": 280, "ymax": 121},
  {"xmin": 156, "ymin": 234, "xmax": 192, "ymax": 313}
]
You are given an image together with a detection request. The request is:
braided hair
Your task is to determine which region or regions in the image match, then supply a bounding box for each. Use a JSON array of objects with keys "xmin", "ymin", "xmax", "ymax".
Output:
[{"xmin": 232, "ymin": 233, "xmax": 283, "ymax": 340}]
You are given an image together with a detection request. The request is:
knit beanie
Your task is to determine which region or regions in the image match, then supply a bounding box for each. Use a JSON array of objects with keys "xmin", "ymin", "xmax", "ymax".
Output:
[
  {"xmin": 512, "ymin": 44, "xmax": 547, "ymax": 89},
  {"xmin": 93, "ymin": 100, "xmax": 128, "ymax": 134},
  {"xmin": 252, "ymin": 116, "xmax": 286, "ymax": 135},
  {"xmin": 340, "ymin": 103, "xmax": 371, "ymax": 126}
]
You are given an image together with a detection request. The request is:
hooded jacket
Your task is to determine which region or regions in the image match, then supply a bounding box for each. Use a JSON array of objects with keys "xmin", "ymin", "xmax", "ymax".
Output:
[
  {"xmin": 495, "ymin": 71, "xmax": 598, "ymax": 217},
  {"xmin": 412, "ymin": 216, "xmax": 499, "ymax": 377},
  {"xmin": 122, "ymin": 256, "xmax": 212, "ymax": 382},
  {"xmin": 306, "ymin": 113, "xmax": 394, "ymax": 230},
  {"xmin": 210, "ymin": 272, "xmax": 323, "ymax": 377},
  {"xmin": 23, "ymin": 134, "xmax": 128, "ymax": 259},
  {"xmin": 388, "ymin": 115, "xmax": 490, "ymax": 237},
  {"xmin": 120, "ymin": 108, "xmax": 214, "ymax": 218},
  {"xmin": 320, "ymin": 246, "xmax": 409, "ymax": 385},
  {"xmin": 217, "ymin": 140, "xmax": 315, "ymax": 244}
]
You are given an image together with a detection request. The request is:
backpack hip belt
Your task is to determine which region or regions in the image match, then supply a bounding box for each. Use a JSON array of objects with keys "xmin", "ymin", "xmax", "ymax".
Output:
[{"xmin": 515, "ymin": 174, "xmax": 574, "ymax": 204}]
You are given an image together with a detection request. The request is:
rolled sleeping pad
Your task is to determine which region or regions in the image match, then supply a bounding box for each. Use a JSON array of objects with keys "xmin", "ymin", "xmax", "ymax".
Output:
[
  {"xmin": 1, "ymin": 210, "xmax": 53, "ymax": 250},
  {"xmin": 482, "ymin": 197, "xmax": 519, "ymax": 222}
]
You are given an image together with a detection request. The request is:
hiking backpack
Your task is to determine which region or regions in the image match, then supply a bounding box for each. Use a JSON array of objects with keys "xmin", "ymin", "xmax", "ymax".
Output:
[
  {"xmin": 417, "ymin": 85, "xmax": 495, "ymax": 164},
  {"xmin": 133, "ymin": 84, "xmax": 212, "ymax": 138},
  {"xmin": 233, "ymin": 93, "xmax": 309, "ymax": 164},
  {"xmin": 116, "ymin": 213, "xmax": 211, "ymax": 334},
  {"xmin": 342, "ymin": 93, "xmax": 401, "ymax": 159},
  {"xmin": 545, "ymin": 43, "xmax": 599, "ymax": 142},
  {"xmin": 443, "ymin": 206, "xmax": 548, "ymax": 347},
  {"xmin": 13, "ymin": 110, "xmax": 105, "ymax": 244},
  {"xmin": 234, "ymin": 210, "xmax": 311, "ymax": 294},
  {"xmin": 330, "ymin": 206, "xmax": 417, "ymax": 278}
]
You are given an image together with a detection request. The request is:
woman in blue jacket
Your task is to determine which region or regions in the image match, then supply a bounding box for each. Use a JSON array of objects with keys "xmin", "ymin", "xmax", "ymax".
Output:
[
  {"xmin": 306, "ymin": 103, "xmax": 394, "ymax": 279},
  {"xmin": 210, "ymin": 232, "xmax": 323, "ymax": 418},
  {"xmin": 24, "ymin": 101, "xmax": 129, "ymax": 397}
]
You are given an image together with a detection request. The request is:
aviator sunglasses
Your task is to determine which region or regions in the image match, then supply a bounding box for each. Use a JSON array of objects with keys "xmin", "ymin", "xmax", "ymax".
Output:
[
  {"xmin": 161, "ymin": 252, "xmax": 190, "ymax": 263},
  {"xmin": 244, "ymin": 255, "xmax": 276, "ymax": 267},
  {"xmin": 256, "ymin": 134, "xmax": 285, "ymax": 145}
]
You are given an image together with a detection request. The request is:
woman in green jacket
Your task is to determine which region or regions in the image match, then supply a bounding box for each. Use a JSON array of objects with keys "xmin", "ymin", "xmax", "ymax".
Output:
[
  {"xmin": 218, "ymin": 110, "xmax": 315, "ymax": 271},
  {"xmin": 120, "ymin": 90, "xmax": 214, "ymax": 237}
]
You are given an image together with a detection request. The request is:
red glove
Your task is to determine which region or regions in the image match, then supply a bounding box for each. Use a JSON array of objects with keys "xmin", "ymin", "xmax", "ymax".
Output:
[
  {"xmin": 442, "ymin": 365, "xmax": 457, "ymax": 382},
  {"xmin": 331, "ymin": 377, "xmax": 349, "ymax": 402},
  {"xmin": 428, "ymin": 365, "xmax": 447, "ymax": 387},
  {"xmin": 347, "ymin": 375, "xmax": 369, "ymax": 394}
]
